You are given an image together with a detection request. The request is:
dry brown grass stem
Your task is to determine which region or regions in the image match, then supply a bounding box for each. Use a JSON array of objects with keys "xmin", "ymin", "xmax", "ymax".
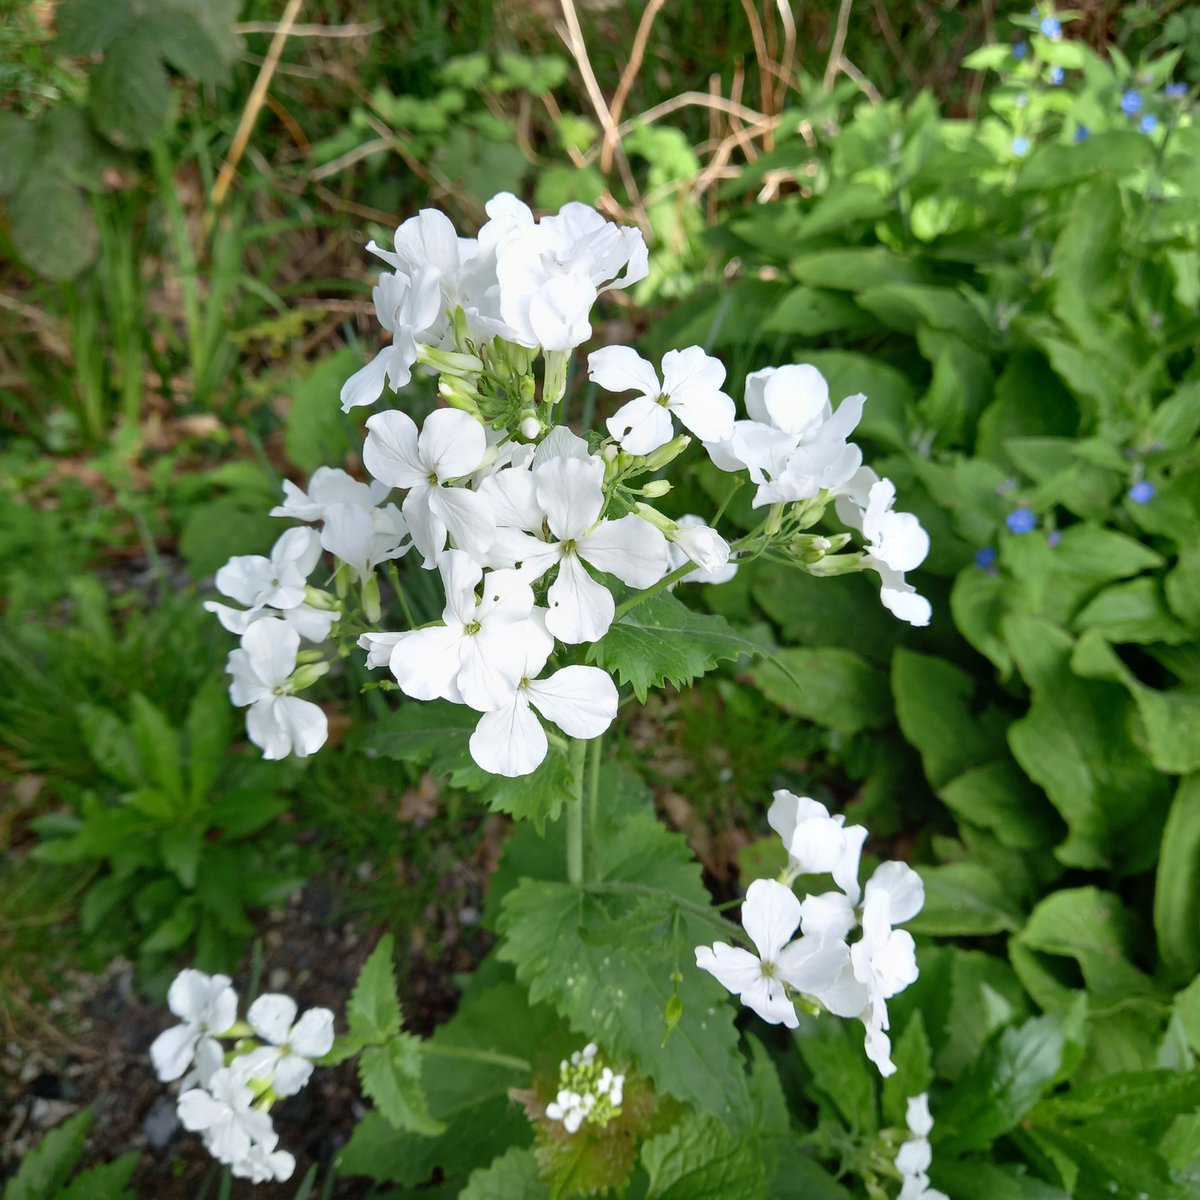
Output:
[
  {"xmin": 308, "ymin": 136, "xmax": 392, "ymax": 182},
  {"xmin": 738, "ymin": 0, "xmax": 773, "ymax": 124},
  {"xmin": 823, "ymin": 0, "xmax": 854, "ymax": 91},
  {"xmin": 211, "ymin": 0, "xmax": 306, "ymax": 215},
  {"xmin": 773, "ymin": 0, "xmax": 798, "ymax": 113},
  {"xmin": 601, "ymin": 0, "xmax": 668, "ymax": 174}
]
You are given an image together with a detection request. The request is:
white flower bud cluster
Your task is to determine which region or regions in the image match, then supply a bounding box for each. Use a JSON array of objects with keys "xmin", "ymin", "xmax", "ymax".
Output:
[
  {"xmin": 148, "ymin": 969, "xmax": 335, "ymax": 1184},
  {"xmin": 544, "ymin": 1042, "xmax": 625, "ymax": 1134},
  {"xmin": 695, "ymin": 791, "xmax": 925, "ymax": 1076},
  {"xmin": 896, "ymin": 1094, "xmax": 948, "ymax": 1199}
]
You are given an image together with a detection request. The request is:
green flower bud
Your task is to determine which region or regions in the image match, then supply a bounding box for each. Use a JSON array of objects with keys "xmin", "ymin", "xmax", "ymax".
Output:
[
  {"xmin": 640, "ymin": 479, "xmax": 672, "ymax": 499},
  {"xmin": 289, "ymin": 661, "xmax": 331, "ymax": 691}
]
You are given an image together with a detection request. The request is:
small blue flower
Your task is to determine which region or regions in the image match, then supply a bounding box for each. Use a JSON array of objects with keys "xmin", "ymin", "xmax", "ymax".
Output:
[
  {"xmin": 1165, "ymin": 82, "xmax": 1188, "ymax": 100},
  {"xmin": 1006, "ymin": 506, "xmax": 1037, "ymax": 535},
  {"xmin": 1121, "ymin": 89, "xmax": 1143, "ymax": 115},
  {"xmin": 1046, "ymin": 530, "xmax": 1062, "ymax": 548},
  {"xmin": 1013, "ymin": 40, "xmax": 1029, "ymax": 60},
  {"xmin": 1139, "ymin": 114, "xmax": 1158, "ymax": 134},
  {"xmin": 1012, "ymin": 135, "xmax": 1031, "ymax": 156},
  {"xmin": 975, "ymin": 547, "xmax": 997, "ymax": 569},
  {"xmin": 1040, "ymin": 15, "xmax": 1062, "ymax": 39},
  {"xmin": 1129, "ymin": 480, "xmax": 1156, "ymax": 504},
  {"xmin": 1048, "ymin": 65, "xmax": 1064, "ymax": 86},
  {"xmin": 1074, "ymin": 124, "xmax": 1090, "ymax": 142}
]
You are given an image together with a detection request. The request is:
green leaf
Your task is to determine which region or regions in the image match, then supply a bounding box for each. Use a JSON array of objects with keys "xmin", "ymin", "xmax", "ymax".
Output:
[
  {"xmin": 1155, "ymin": 775, "xmax": 1200, "ymax": 983},
  {"xmin": 1005, "ymin": 615, "xmax": 1169, "ymax": 871},
  {"xmin": 55, "ymin": 1153, "xmax": 139, "ymax": 1200},
  {"xmin": 1074, "ymin": 578, "xmax": 1190, "ymax": 645},
  {"xmin": 797, "ymin": 350, "xmax": 913, "ymax": 451},
  {"xmin": 7, "ymin": 175, "xmax": 97, "ymax": 281},
  {"xmin": 348, "ymin": 934, "xmax": 402, "ymax": 1042},
  {"xmin": 891, "ymin": 649, "xmax": 1008, "ymax": 788},
  {"xmin": 1030, "ymin": 1069, "xmax": 1200, "ymax": 1126},
  {"xmin": 794, "ymin": 1012, "xmax": 878, "ymax": 1132},
  {"xmin": 90, "ymin": 30, "xmax": 171, "ymax": 148},
  {"xmin": 908, "ymin": 862, "xmax": 1023, "ymax": 936},
  {"xmin": 142, "ymin": 7, "xmax": 232, "ymax": 84},
  {"xmin": 588, "ymin": 592, "xmax": 761, "ymax": 702},
  {"xmin": 932, "ymin": 1161, "xmax": 1069, "ymax": 1199},
  {"xmin": 760, "ymin": 286, "xmax": 869, "ymax": 338},
  {"xmin": 76, "ymin": 704, "xmax": 141, "ymax": 787},
  {"xmin": 641, "ymin": 1114, "xmax": 766, "ymax": 1200},
  {"xmin": 3, "ymin": 1108, "xmax": 92, "ymax": 1200},
  {"xmin": 55, "ymin": 0, "xmax": 133, "ymax": 53},
  {"xmin": 485, "ymin": 749, "xmax": 574, "ymax": 830},
  {"xmin": 1026, "ymin": 1125, "xmax": 1187, "ymax": 1198},
  {"xmin": 363, "ymin": 701, "xmax": 487, "ymax": 790},
  {"xmin": 749, "ymin": 647, "xmax": 891, "ymax": 734},
  {"xmin": 0, "ymin": 112, "xmax": 36, "ymax": 195},
  {"xmin": 939, "ymin": 761, "xmax": 1063, "ymax": 850},
  {"xmin": 80, "ymin": 874, "xmax": 134, "ymax": 935},
  {"xmin": 185, "ymin": 675, "xmax": 231, "ymax": 803},
  {"xmin": 767, "ymin": 1143, "xmax": 856, "ymax": 1199},
  {"xmin": 1013, "ymin": 131, "xmax": 1155, "ymax": 191},
  {"xmin": 881, "ymin": 1012, "xmax": 933, "ymax": 1129},
  {"xmin": 950, "ymin": 568, "xmax": 1012, "ymax": 674},
  {"xmin": 283, "ymin": 348, "xmax": 364, "ymax": 475},
  {"xmin": 141, "ymin": 901, "xmax": 197, "ymax": 952},
  {"xmin": 180, "ymin": 496, "xmax": 280, "ymax": 578},
  {"xmin": 942, "ymin": 1011, "xmax": 1074, "ymax": 1153},
  {"xmin": 129, "ymin": 693, "xmax": 184, "ymax": 803},
  {"xmin": 208, "ymin": 789, "xmax": 288, "ymax": 838},
  {"xmin": 459, "ymin": 1147, "xmax": 548, "ymax": 1200},
  {"xmin": 963, "ymin": 43, "xmax": 1016, "ymax": 70},
  {"xmin": 159, "ymin": 824, "xmax": 204, "ymax": 889},
  {"xmin": 39, "ymin": 106, "xmax": 123, "ymax": 191},
  {"xmin": 857, "ymin": 283, "xmax": 991, "ymax": 346},
  {"xmin": 359, "ymin": 1036, "xmax": 445, "ymax": 1136},
  {"xmin": 788, "ymin": 246, "xmax": 927, "ymax": 291}
]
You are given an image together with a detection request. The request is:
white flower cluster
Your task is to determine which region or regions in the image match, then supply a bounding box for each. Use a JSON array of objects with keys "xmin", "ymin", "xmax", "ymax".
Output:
[
  {"xmin": 695, "ymin": 791, "xmax": 924, "ymax": 1076},
  {"xmin": 149, "ymin": 969, "xmax": 334, "ymax": 1184},
  {"xmin": 206, "ymin": 192, "xmax": 931, "ymax": 774},
  {"xmin": 896, "ymin": 1094, "xmax": 948, "ymax": 1199},
  {"xmin": 544, "ymin": 1041, "xmax": 625, "ymax": 1134}
]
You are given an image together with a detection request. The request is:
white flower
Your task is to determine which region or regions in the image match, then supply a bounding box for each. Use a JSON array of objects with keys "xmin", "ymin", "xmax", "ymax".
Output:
[
  {"xmin": 666, "ymin": 515, "xmax": 736, "ymax": 585},
  {"xmin": 468, "ymin": 644, "xmax": 618, "ymax": 777},
  {"xmin": 213, "ymin": 528, "xmax": 323, "ymax": 613},
  {"xmin": 768, "ymin": 790, "xmax": 868, "ymax": 904},
  {"xmin": 695, "ymin": 879, "xmax": 845, "ymax": 1028},
  {"xmin": 177, "ymin": 1067, "xmax": 274, "ymax": 1167},
  {"xmin": 227, "ymin": 619, "xmax": 328, "ymax": 760},
  {"xmin": 270, "ymin": 467, "xmax": 389, "ymax": 523},
  {"xmin": 234, "ymin": 993, "xmax": 335, "ymax": 1097},
  {"xmin": 205, "ymin": 599, "xmax": 338, "ymax": 644},
  {"xmin": 232, "ymin": 1136, "xmax": 296, "ymax": 1184},
  {"xmin": 589, "ymin": 345, "xmax": 735, "ymax": 455},
  {"xmin": 895, "ymin": 1092, "xmax": 948, "ymax": 1200},
  {"xmin": 320, "ymin": 501, "xmax": 410, "ymax": 583},
  {"xmin": 486, "ymin": 454, "xmax": 670, "ymax": 643},
  {"xmin": 150, "ymin": 969, "xmax": 237, "ymax": 1082},
  {"xmin": 382, "ymin": 550, "xmax": 553, "ymax": 708},
  {"xmin": 547, "ymin": 1089, "xmax": 589, "ymax": 1134},
  {"xmin": 362, "ymin": 409, "xmax": 495, "ymax": 566}
]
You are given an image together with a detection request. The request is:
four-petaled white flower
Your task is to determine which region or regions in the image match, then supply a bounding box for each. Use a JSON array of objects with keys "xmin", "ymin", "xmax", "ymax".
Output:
[
  {"xmin": 589, "ymin": 345, "xmax": 735, "ymax": 455},
  {"xmin": 768, "ymin": 790, "xmax": 868, "ymax": 904},
  {"xmin": 177, "ymin": 1067, "xmax": 275, "ymax": 1167},
  {"xmin": 150, "ymin": 969, "xmax": 238, "ymax": 1082},
  {"xmin": 227, "ymin": 619, "xmax": 328, "ymax": 760},
  {"xmin": 695, "ymin": 879, "xmax": 845, "ymax": 1028},
  {"xmin": 363, "ymin": 408, "xmax": 495, "ymax": 566},
  {"xmin": 270, "ymin": 466, "xmax": 389, "ymax": 523},
  {"xmin": 234, "ymin": 993, "xmax": 335, "ymax": 1097}
]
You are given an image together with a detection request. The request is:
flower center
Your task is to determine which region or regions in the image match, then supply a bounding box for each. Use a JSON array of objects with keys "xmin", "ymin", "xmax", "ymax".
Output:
[
  {"xmin": 656, "ymin": 391, "xmax": 671, "ymax": 407},
  {"xmin": 465, "ymin": 620, "xmax": 482, "ymax": 636}
]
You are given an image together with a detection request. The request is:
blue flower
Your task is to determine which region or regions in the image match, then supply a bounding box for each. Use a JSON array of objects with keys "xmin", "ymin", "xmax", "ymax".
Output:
[
  {"xmin": 975, "ymin": 547, "xmax": 997, "ymax": 569},
  {"xmin": 1040, "ymin": 15, "xmax": 1062, "ymax": 39},
  {"xmin": 1165, "ymin": 82, "xmax": 1187, "ymax": 100},
  {"xmin": 1012, "ymin": 135, "xmax": 1031, "ymax": 156},
  {"xmin": 1139, "ymin": 114, "xmax": 1158, "ymax": 134},
  {"xmin": 1128, "ymin": 480, "xmax": 1156, "ymax": 504},
  {"xmin": 1121, "ymin": 89, "xmax": 1143, "ymax": 115},
  {"xmin": 1048, "ymin": 65, "xmax": 1064, "ymax": 86},
  {"xmin": 1006, "ymin": 506, "xmax": 1037, "ymax": 535},
  {"xmin": 1046, "ymin": 530, "xmax": 1062, "ymax": 548},
  {"xmin": 1013, "ymin": 40, "xmax": 1029, "ymax": 60},
  {"xmin": 1074, "ymin": 124, "xmax": 1090, "ymax": 142}
]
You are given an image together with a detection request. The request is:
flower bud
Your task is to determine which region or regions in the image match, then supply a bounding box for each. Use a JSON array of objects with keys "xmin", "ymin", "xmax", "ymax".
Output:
[
  {"xmin": 671, "ymin": 521, "xmax": 731, "ymax": 573},
  {"xmin": 805, "ymin": 552, "xmax": 866, "ymax": 578},
  {"xmin": 361, "ymin": 573, "xmax": 382, "ymax": 623},
  {"xmin": 633, "ymin": 502, "xmax": 675, "ymax": 533},
  {"xmin": 289, "ymin": 661, "xmax": 330, "ymax": 691},
  {"xmin": 303, "ymin": 586, "xmax": 340, "ymax": 611},
  {"xmin": 519, "ymin": 415, "xmax": 542, "ymax": 440},
  {"xmin": 791, "ymin": 531, "xmax": 851, "ymax": 563},
  {"xmin": 438, "ymin": 375, "xmax": 483, "ymax": 418},
  {"xmin": 637, "ymin": 435, "xmax": 692, "ymax": 473},
  {"xmin": 640, "ymin": 479, "xmax": 671, "ymax": 499},
  {"xmin": 417, "ymin": 344, "xmax": 484, "ymax": 378}
]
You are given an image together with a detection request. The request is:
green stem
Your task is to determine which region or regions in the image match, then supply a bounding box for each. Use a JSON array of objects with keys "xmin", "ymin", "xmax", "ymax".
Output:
[
  {"xmin": 420, "ymin": 1043, "xmax": 531, "ymax": 1073},
  {"xmin": 586, "ymin": 733, "xmax": 602, "ymax": 851},
  {"xmin": 566, "ymin": 737, "xmax": 588, "ymax": 885}
]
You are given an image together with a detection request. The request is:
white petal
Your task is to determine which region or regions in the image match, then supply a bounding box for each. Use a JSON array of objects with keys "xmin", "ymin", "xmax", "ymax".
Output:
[
  {"xmin": 526, "ymin": 666, "xmax": 618, "ymax": 739},
  {"xmin": 896, "ymin": 1136, "xmax": 932, "ymax": 1177},
  {"xmin": 207, "ymin": 983, "xmax": 238, "ymax": 1035},
  {"xmin": 777, "ymin": 934, "xmax": 850, "ymax": 996},
  {"xmin": 150, "ymin": 1024, "xmax": 199, "ymax": 1081},
  {"xmin": 814, "ymin": 959, "xmax": 871, "ymax": 1019},
  {"xmin": 470, "ymin": 696, "xmax": 547, "ymax": 777},
  {"xmin": 290, "ymin": 1007, "xmax": 335, "ymax": 1058},
  {"xmin": 401, "ymin": 486, "xmax": 445, "ymax": 567},
  {"xmin": 241, "ymin": 619, "xmax": 299, "ymax": 689},
  {"xmin": 177, "ymin": 1089, "xmax": 225, "ymax": 1133},
  {"xmin": 527, "ymin": 274, "xmax": 594, "ymax": 351},
  {"xmin": 419, "ymin": 409, "xmax": 488, "ymax": 481},
  {"xmin": 206, "ymin": 1115, "xmax": 251, "ymax": 1166},
  {"xmin": 363, "ymin": 410, "xmax": 426, "ymax": 489},
  {"xmin": 248, "ymin": 993, "xmax": 297, "ymax": 1046},
  {"xmin": 438, "ymin": 549, "xmax": 484, "ymax": 626},
  {"xmin": 579, "ymin": 515, "xmax": 670, "ymax": 588},
  {"xmin": 274, "ymin": 696, "xmax": 328, "ymax": 758},
  {"xmin": 359, "ymin": 631, "xmax": 405, "ymax": 670},
  {"xmin": 530, "ymin": 425, "xmax": 592, "ymax": 468},
  {"xmin": 205, "ymin": 601, "xmax": 256, "ymax": 636},
  {"xmin": 588, "ymin": 345, "xmax": 661, "ymax": 398},
  {"xmin": 545, "ymin": 554, "xmax": 615, "ymax": 644},
  {"xmin": 906, "ymin": 1093, "xmax": 934, "ymax": 1138},
  {"xmin": 168, "ymin": 969, "xmax": 218, "ymax": 1023},
  {"xmin": 389, "ymin": 626, "xmax": 466, "ymax": 703},
  {"xmin": 320, "ymin": 502, "xmax": 377, "ymax": 580},
  {"xmin": 740, "ymin": 878, "xmax": 802, "ymax": 961},
  {"xmin": 695, "ymin": 942, "xmax": 762, "ymax": 996},
  {"xmin": 661, "ymin": 346, "xmax": 735, "ymax": 442},
  {"xmin": 535, "ymin": 456, "xmax": 605, "ymax": 541},
  {"xmin": 606, "ymin": 394, "xmax": 675, "ymax": 455},
  {"xmin": 866, "ymin": 861, "xmax": 925, "ymax": 926},
  {"xmin": 798, "ymin": 891, "xmax": 857, "ymax": 941},
  {"xmin": 428, "ymin": 485, "xmax": 497, "ymax": 559},
  {"xmin": 271, "ymin": 1054, "xmax": 315, "ymax": 1097},
  {"xmin": 340, "ymin": 347, "xmax": 400, "ymax": 412},
  {"xmin": 762, "ymin": 363, "xmax": 830, "ymax": 434},
  {"xmin": 739, "ymin": 975, "xmax": 800, "ymax": 1028}
]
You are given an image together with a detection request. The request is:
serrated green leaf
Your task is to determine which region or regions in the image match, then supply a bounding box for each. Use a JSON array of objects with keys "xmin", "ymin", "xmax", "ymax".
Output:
[
  {"xmin": 1155, "ymin": 775, "xmax": 1200, "ymax": 982},
  {"xmin": 140, "ymin": 901, "xmax": 197, "ymax": 952},
  {"xmin": 794, "ymin": 1011, "xmax": 878, "ymax": 1132},
  {"xmin": 359, "ymin": 1036, "xmax": 445, "ymax": 1136},
  {"xmin": 208, "ymin": 789, "xmax": 288, "ymax": 839},
  {"xmin": 142, "ymin": 7, "xmax": 231, "ymax": 84},
  {"xmin": 749, "ymin": 647, "xmax": 891, "ymax": 734},
  {"xmin": 90, "ymin": 31, "xmax": 171, "ymax": 149},
  {"xmin": 55, "ymin": 1152, "xmax": 139, "ymax": 1200},
  {"xmin": 55, "ymin": 0, "xmax": 133, "ymax": 53},
  {"xmin": 459, "ymin": 1147, "xmax": 548, "ymax": 1200},
  {"xmin": 881, "ymin": 1013, "xmax": 933, "ymax": 1129},
  {"xmin": 348, "ymin": 934, "xmax": 402, "ymax": 1042},
  {"xmin": 1030, "ymin": 1069, "xmax": 1200, "ymax": 1126},
  {"xmin": 588, "ymin": 592, "xmax": 762, "ymax": 702},
  {"xmin": 641, "ymin": 1113, "xmax": 765, "ymax": 1200},
  {"xmin": 38, "ymin": 106, "xmax": 123, "ymax": 191},
  {"xmin": 3, "ymin": 1108, "xmax": 92, "ymax": 1200},
  {"xmin": 8, "ymin": 175, "xmax": 97, "ymax": 281},
  {"xmin": 363, "ymin": 701, "xmax": 488, "ymax": 790},
  {"xmin": 485, "ymin": 749, "xmax": 574, "ymax": 830}
]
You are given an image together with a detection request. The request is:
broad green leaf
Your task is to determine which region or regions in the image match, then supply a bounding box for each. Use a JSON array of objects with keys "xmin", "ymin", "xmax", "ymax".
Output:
[
  {"xmin": 283, "ymin": 348, "xmax": 364, "ymax": 474},
  {"xmin": 1176, "ymin": 976, "xmax": 1200, "ymax": 1056},
  {"xmin": 587, "ymin": 591, "xmax": 761, "ymax": 703},
  {"xmin": 941, "ymin": 1011, "xmax": 1073, "ymax": 1152},
  {"xmin": 939, "ymin": 761, "xmax": 1063, "ymax": 850},
  {"xmin": 891, "ymin": 649, "xmax": 1008, "ymax": 788},
  {"xmin": 1013, "ymin": 130, "xmax": 1155, "ymax": 191},
  {"xmin": 1074, "ymin": 578, "xmax": 1190, "ymax": 645},
  {"xmin": 791, "ymin": 180, "xmax": 891, "ymax": 240},
  {"xmin": 180, "ymin": 496, "xmax": 279, "ymax": 578},
  {"xmin": 76, "ymin": 704, "xmax": 141, "ymax": 787},
  {"xmin": 1005, "ymin": 615, "xmax": 1169, "ymax": 871},
  {"xmin": 1147, "ymin": 381, "xmax": 1200, "ymax": 450},
  {"xmin": 459, "ymin": 1147, "xmax": 548, "ymax": 1200},
  {"xmin": 962, "ymin": 44, "xmax": 1013, "ymax": 70},
  {"xmin": 976, "ymin": 351, "xmax": 1081, "ymax": 467},
  {"xmin": 208, "ymin": 789, "xmax": 288, "ymax": 838},
  {"xmin": 142, "ymin": 7, "xmax": 232, "ymax": 84},
  {"xmin": 761, "ymin": 286, "xmax": 868, "ymax": 338},
  {"xmin": 55, "ymin": 0, "xmax": 132, "ymax": 52},
  {"xmin": 932, "ymin": 1161, "xmax": 1069, "ymax": 1199},
  {"xmin": 129, "ymin": 693, "xmax": 184, "ymax": 803},
  {"xmin": 484, "ymin": 748, "xmax": 574, "ymax": 830},
  {"xmin": 140, "ymin": 901, "xmax": 197, "ymax": 953},
  {"xmin": 363, "ymin": 701, "xmax": 487, "ymax": 790},
  {"xmin": 788, "ymin": 246, "xmax": 927, "ymax": 291},
  {"xmin": 159, "ymin": 824, "xmax": 203, "ymax": 889},
  {"xmin": 80, "ymin": 874, "xmax": 134, "ymax": 935},
  {"xmin": 39, "ymin": 106, "xmax": 122, "ymax": 191},
  {"xmin": 0, "ymin": 112, "xmax": 35, "ymax": 195},
  {"xmin": 185, "ymin": 675, "xmax": 232, "ymax": 803},
  {"xmin": 1155, "ymin": 775, "xmax": 1200, "ymax": 982},
  {"xmin": 1166, "ymin": 544, "xmax": 1200, "ymax": 629},
  {"xmin": 641, "ymin": 1114, "xmax": 766, "ymax": 1200},
  {"xmin": 1029, "ymin": 1069, "xmax": 1200, "ymax": 1126},
  {"xmin": 348, "ymin": 934, "xmax": 402, "ymax": 1042},
  {"xmin": 917, "ymin": 327, "xmax": 993, "ymax": 448},
  {"xmin": 359, "ymin": 1036, "xmax": 445, "ymax": 1136},
  {"xmin": 55, "ymin": 1153, "xmax": 139, "ymax": 1200},
  {"xmin": 90, "ymin": 30, "xmax": 171, "ymax": 149},
  {"xmin": 3, "ymin": 1108, "xmax": 92, "ymax": 1200},
  {"xmin": 858, "ymin": 283, "xmax": 991, "ymax": 346},
  {"xmin": 881, "ymin": 1012, "xmax": 933, "ymax": 1129},
  {"xmin": 908, "ymin": 862, "xmax": 1023, "ymax": 936},
  {"xmin": 749, "ymin": 647, "xmax": 891, "ymax": 734},
  {"xmin": 794, "ymin": 1012, "xmax": 878, "ymax": 1133},
  {"xmin": 8, "ymin": 175, "xmax": 97, "ymax": 281},
  {"xmin": 1026, "ymin": 1125, "xmax": 1187, "ymax": 1199},
  {"xmin": 768, "ymin": 1142, "xmax": 855, "ymax": 1199},
  {"xmin": 950, "ymin": 568, "xmax": 1012, "ymax": 674}
]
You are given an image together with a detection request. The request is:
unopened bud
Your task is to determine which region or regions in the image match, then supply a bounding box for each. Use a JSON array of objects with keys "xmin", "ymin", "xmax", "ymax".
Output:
[
  {"xmin": 361, "ymin": 573, "xmax": 382, "ymax": 623},
  {"xmin": 417, "ymin": 344, "xmax": 484, "ymax": 378},
  {"xmin": 303, "ymin": 586, "xmax": 340, "ymax": 611},
  {"xmin": 633, "ymin": 502, "xmax": 676, "ymax": 533},
  {"xmin": 805, "ymin": 552, "xmax": 866, "ymax": 578},
  {"xmin": 791, "ymin": 532, "xmax": 850, "ymax": 564},
  {"xmin": 289, "ymin": 661, "xmax": 331, "ymax": 691},
  {"xmin": 640, "ymin": 479, "xmax": 671, "ymax": 498},
  {"xmin": 439, "ymin": 375, "xmax": 483, "ymax": 418},
  {"xmin": 639, "ymin": 435, "xmax": 691, "ymax": 472},
  {"xmin": 519, "ymin": 415, "xmax": 542, "ymax": 440}
]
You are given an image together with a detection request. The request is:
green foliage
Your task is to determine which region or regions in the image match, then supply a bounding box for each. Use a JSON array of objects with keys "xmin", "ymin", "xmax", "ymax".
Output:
[{"xmin": 2, "ymin": 1110, "xmax": 137, "ymax": 1200}]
